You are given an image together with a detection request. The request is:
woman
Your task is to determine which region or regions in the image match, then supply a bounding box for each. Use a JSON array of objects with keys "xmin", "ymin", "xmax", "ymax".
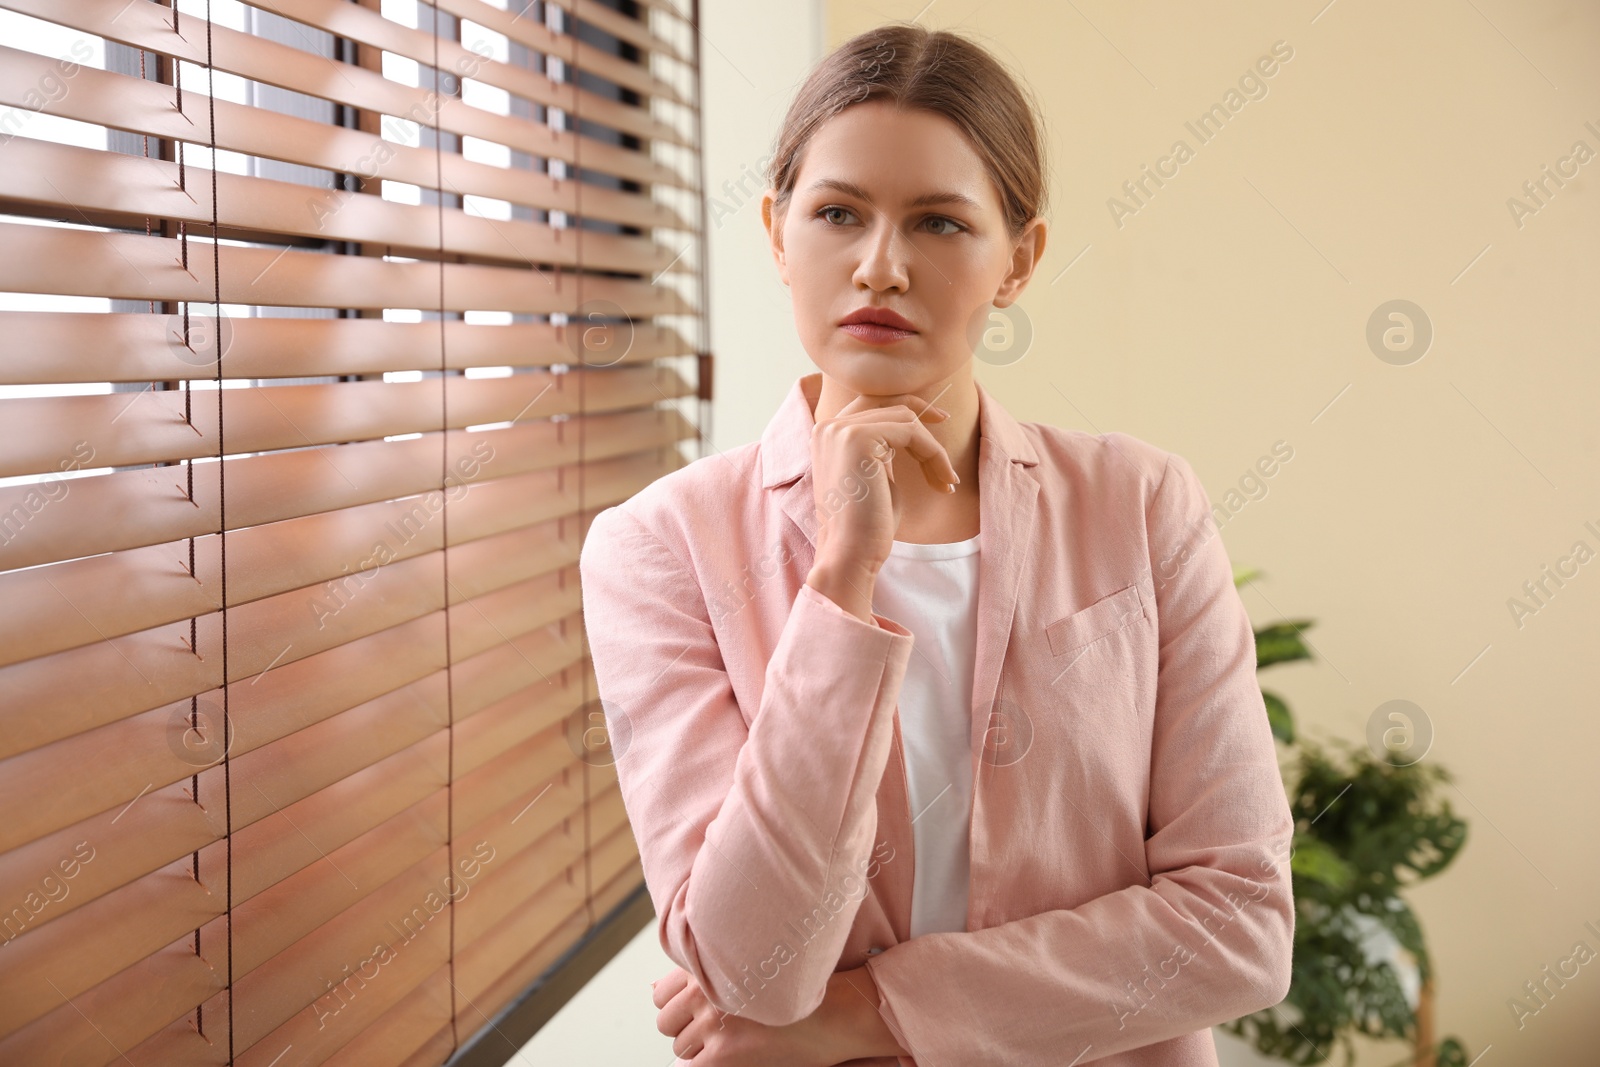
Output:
[{"xmin": 578, "ymin": 23, "xmax": 1294, "ymax": 1067}]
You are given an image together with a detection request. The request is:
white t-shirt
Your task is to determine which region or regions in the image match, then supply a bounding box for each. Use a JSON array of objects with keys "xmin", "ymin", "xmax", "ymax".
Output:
[{"xmin": 870, "ymin": 532, "xmax": 981, "ymax": 938}]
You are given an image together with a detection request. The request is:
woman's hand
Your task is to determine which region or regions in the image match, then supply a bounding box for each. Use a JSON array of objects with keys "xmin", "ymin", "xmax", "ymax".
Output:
[
  {"xmin": 650, "ymin": 965, "xmax": 837, "ymax": 1066},
  {"xmin": 808, "ymin": 391, "xmax": 957, "ymax": 580}
]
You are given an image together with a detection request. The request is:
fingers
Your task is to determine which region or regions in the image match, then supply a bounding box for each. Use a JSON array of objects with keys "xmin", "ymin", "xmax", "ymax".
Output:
[
  {"xmin": 654, "ymin": 977, "xmax": 697, "ymax": 1045},
  {"xmin": 821, "ymin": 405, "xmax": 959, "ymax": 488},
  {"xmin": 655, "ymin": 974, "xmax": 705, "ymax": 1061},
  {"xmin": 832, "ymin": 391, "xmax": 950, "ymax": 422},
  {"xmin": 847, "ymin": 416, "xmax": 960, "ymax": 491},
  {"xmin": 821, "ymin": 395, "xmax": 959, "ymax": 491},
  {"xmin": 651, "ymin": 967, "xmax": 689, "ymax": 1010},
  {"xmin": 657, "ymin": 994, "xmax": 696, "ymax": 1044}
]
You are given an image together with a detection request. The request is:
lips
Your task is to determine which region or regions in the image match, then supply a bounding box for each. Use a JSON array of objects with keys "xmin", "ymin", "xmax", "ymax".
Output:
[
  {"xmin": 839, "ymin": 306, "xmax": 918, "ymax": 345},
  {"xmin": 839, "ymin": 307, "xmax": 918, "ymax": 332},
  {"xmin": 840, "ymin": 322, "xmax": 916, "ymax": 345}
]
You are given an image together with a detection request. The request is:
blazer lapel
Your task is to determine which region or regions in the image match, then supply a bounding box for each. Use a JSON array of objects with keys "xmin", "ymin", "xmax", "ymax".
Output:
[
  {"xmin": 962, "ymin": 382, "xmax": 1040, "ymax": 933},
  {"xmin": 765, "ymin": 373, "xmax": 824, "ymax": 563},
  {"xmin": 778, "ymin": 472, "xmax": 821, "ymax": 559},
  {"xmin": 969, "ymin": 420, "xmax": 1040, "ymax": 760}
]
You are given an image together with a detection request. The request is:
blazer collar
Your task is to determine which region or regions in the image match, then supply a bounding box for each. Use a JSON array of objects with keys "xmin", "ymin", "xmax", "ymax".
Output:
[{"xmin": 759, "ymin": 371, "xmax": 1039, "ymax": 491}]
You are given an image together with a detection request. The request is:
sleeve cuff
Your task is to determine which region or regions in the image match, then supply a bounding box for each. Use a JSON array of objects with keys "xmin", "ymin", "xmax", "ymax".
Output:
[
  {"xmin": 796, "ymin": 579, "xmax": 914, "ymax": 640},
  {"xmin": 862, "ymin": 951, "xmax": 916, "ymax": 1063}
]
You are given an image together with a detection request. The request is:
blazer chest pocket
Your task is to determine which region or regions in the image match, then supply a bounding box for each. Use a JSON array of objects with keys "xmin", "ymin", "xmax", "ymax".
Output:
[{"xmin": 1046, "ymin": 582, "xmax": 1148, "ymax": 657}]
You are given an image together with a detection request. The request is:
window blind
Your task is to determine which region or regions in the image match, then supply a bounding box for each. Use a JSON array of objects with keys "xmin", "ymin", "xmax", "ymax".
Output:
[{"xmin": 0, "ymin": 0, "xmax": 706, "ymax": 1063}]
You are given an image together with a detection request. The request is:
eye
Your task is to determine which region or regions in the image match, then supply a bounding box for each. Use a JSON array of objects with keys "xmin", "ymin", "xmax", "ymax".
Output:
[{"xmin": 813, "ymin": 206, "xmax": 966, "ymax": 235}]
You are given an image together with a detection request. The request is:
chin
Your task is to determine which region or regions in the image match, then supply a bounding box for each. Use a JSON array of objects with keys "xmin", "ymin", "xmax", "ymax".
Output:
[
  {"xmin": 815, "ymin": 358, "xmax": 914, "ymax": 394},
  {"xmin": 821, "ymin": 348, "xmax": 960, "ymax": 389}
]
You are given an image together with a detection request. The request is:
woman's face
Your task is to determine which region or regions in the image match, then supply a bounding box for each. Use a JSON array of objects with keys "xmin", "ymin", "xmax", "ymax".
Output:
[{"xmin": 762, "ymin": 99, "xmax": 1046, "ymax": 396}]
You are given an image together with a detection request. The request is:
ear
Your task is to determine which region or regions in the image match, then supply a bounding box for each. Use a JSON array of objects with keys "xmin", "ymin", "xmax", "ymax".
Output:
[
  {"xmin": 992, "ymin": 216, "xmax": 1048, "ymax": 309},
  {"xmin": 761, "ymin": 189, "xmax": 790, "ymax": 287}
]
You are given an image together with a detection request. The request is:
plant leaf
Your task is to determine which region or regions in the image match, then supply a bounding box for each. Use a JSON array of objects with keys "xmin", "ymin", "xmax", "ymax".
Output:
[
  {"xmin": 1290, "ymin": 835, "xmax": 1355, "ymax": 891},
  {"xmin": 1263, "ymin": 689, "xmax": 1296, "ymax": 744},
  {"xmin": 1256, "ymin": 620, "xmax": 1317, "ymax": 668}
]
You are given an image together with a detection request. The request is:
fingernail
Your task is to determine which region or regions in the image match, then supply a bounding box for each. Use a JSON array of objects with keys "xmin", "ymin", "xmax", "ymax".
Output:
[{"xmin": 933, "ymin": 407, "xmax": 950, "ymax": 417}]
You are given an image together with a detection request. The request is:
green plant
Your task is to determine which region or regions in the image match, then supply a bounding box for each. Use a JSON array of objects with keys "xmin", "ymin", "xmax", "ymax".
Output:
[{"xmin": 1219, "ymin": 566, "xmax": 1472, "ymax": 1067}]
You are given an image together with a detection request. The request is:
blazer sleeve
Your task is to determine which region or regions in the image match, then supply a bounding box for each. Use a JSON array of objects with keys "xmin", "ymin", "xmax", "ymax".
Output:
[
  {"xmin": 578, "ymin": 503, "xmax": 916, "ymax": 1027},
  {"xmin": 860, "ymin": 451, "xmax": 1296, "ymax": 1065}
]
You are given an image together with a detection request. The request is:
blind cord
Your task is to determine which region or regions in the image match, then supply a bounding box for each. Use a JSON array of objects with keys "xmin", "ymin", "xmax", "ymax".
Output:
[
  {"xmin": 573, "ymin": 5, "xmax": 593, "ymax": 933},
  {"xmin": 431, "ymin": 3, "xmax": 460, "ymax": 1055},
  {"xmin": 201, "ymin": 2, "xmax": 237, "ymax": 1061}
]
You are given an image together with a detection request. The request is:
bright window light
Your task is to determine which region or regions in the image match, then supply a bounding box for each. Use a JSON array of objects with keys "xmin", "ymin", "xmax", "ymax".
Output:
[
  {"xmin": 384, "ymin": 52, "xmax": 420, "ymax": 87},
  {"xmin": 462, "ymin": 136, "xmax": 511, "ymax": 167},
  {"xmin": 463, "ymin": 194, "xmax": 511, "ymax": 221},
  {"xmin": 462, "ymin": 79, "xmax": 509, "ymax": 115},
  {"xmin": 382, "ymin": 181, "xmax": 423, "ymax": 205},
  {"xmin": 381, "ymin": 0, "xmax": 420, "ymax": 30},
  {"xmin": 460, "ymin": 21, "xmax": 509, "ymax": 64}
]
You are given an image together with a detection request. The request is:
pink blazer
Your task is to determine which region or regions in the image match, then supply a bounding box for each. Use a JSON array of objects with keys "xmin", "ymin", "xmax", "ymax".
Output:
[{"xmin": 578, "ymin": 372, "xmax": 1295, "ymax": 1066}]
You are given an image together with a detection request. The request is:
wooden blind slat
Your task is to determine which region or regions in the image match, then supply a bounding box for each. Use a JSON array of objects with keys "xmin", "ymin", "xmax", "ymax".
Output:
[
  {"xmin": 0, "ymin": 309, "xmax": 693, "ymax": 385},
  {"xmin": 3, "ymin": 137, "xmax": 681, "ymax": 274},
  {"xmin": 453, "ymin": 785, "xmax": 627, "ymax": 949},
  {"xmin": 0, "ymin": 574, "xmax": 588, "ymax": 759},
  {"xmin": 0, "ymin": 565, "xmax": 541, "ymax": 757},
  {"xmin": 0, "ymin": 937, "xmax": 225, "ymax": 1067},
  {"xmin": 0, "ymin": 661, "xmax": 447, "ymax": 857},
  {"xmin": 323, "ymin": 965, "xmax": 453, "ymax": 1067},
  {"xmin": 0, "ymin": 787, "xmax": 457, "ymax": 1040},
  {"xmin": 260, "ymin": 0, "xmax": 694, "ymax": 128},
  {"xmin": 0, "ymin": 703, "xmax": 601, "ymax": 998},
  {"xmin": 0, "ymin": 218, "xmax": 697, "ymax": 314},
  {"xmin": 567, "ymin": 0, "xmax": 694, "ymax": 66},
  {"xmin": 4, "ymin": 482, "xmax": 645, "ymax": 667},
  {"xmin": 450, "ymin": 818, "xmax": 652, "ymax": 1014},
  {"xmin": 0, "ymin": 648, "xmax": 595, "ymax": 874},
  {"xmin": 0, "ymin": 364, "xmax": 692, "ymax": 478},
  {"xmin": 0, "ymin": 43, "xmax": 698, "ymax": 220},
  {"xmin": 7, "ymin": 0, "xmax": 692, "ymax": 171},
  {"xmin": 0, "ymin": 418, "xmax": 686, "ymax": 573}
]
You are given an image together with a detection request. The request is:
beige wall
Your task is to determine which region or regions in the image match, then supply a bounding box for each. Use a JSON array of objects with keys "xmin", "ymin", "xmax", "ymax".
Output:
[{"xmin": 815, "ymin": 1, "xmax": 1597, "ymax": 1064}]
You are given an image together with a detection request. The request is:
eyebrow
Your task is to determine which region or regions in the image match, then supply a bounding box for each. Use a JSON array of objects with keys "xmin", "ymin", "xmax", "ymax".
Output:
[{"xmin": 805, "ymin": 178, "xmax": 982, "ymax": 212}]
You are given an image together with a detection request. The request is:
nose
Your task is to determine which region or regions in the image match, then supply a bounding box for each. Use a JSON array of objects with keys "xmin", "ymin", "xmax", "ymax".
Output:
[{"xmin": 852, "ymin": 218, "xmax": 910, "ymax": 293}]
